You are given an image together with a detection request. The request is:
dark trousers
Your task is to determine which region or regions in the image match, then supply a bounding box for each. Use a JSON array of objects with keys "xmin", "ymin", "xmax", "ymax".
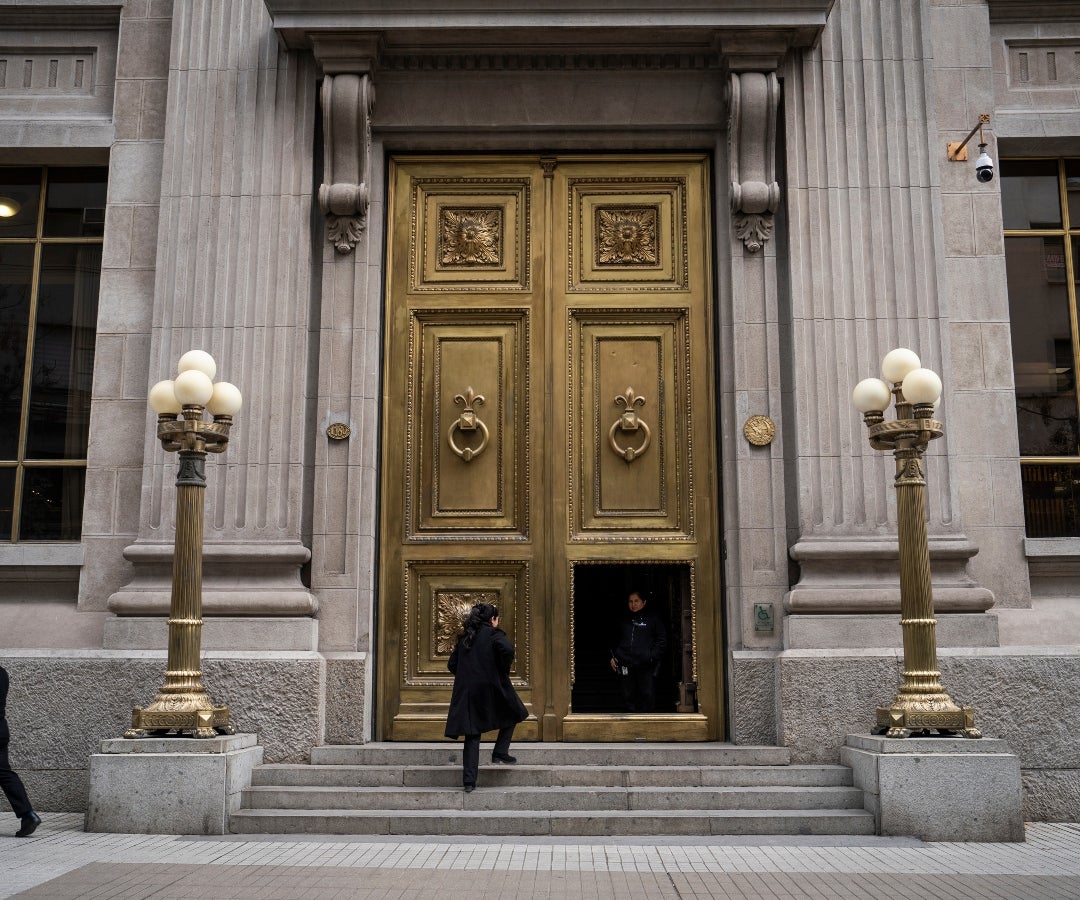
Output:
[
  {"xmin": 462, "ymin": 725, "xmax": 515, "ymax": 787},
  {"xmin": 0, "ymin": 740, "xmax": 33, "ymax": 819},
  {"xmin": 620, "ymin": 664, "xmax": 656, "ymax": 713}
]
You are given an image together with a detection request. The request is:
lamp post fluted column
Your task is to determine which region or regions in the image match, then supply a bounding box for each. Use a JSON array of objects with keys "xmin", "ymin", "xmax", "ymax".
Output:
[
  {"xmin": 126, "ymin": 351, "xmax": 242, "ymax": 739},
  {"xmin": 853, "ymin": 349, "xmax": 980, "ymax": 739}
]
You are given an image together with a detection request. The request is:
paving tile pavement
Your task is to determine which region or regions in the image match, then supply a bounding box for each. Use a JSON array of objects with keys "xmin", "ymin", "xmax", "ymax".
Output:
[{"xmin": 1, "ymin": 814, "xmax": 1079, "ymax": 899}]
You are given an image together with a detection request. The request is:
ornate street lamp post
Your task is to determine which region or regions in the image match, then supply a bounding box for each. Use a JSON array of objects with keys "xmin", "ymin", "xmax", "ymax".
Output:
[
  {"xmin": 125, "ymin": 350, "xmax": 242, "ymax": 739},
  {"xmin": 852, "ymin": 348, "xmax": 980, "ymax": 739}
]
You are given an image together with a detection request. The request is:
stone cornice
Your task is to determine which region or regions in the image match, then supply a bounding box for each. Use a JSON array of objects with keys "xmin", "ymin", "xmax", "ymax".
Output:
[
  {"xmin": 988, "ymin": 0, "xmax": 1080, "ymax": 22},
  {"xmin": 0, "ymin": 1, "xmax": 121, "ymax": 28},
  {"xmin": 264, "ymin": 0, "xmax": 835, "ymax": 68}
]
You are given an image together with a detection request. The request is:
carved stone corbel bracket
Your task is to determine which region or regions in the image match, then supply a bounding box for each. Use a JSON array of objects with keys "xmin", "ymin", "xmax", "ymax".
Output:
[
  {"xmin": 318, "ymin": 73, "xmax": 375, "ymax": 254},
  {"xmin": 727, "ymin": 71, "xmax": 781, "ymax": 253}
]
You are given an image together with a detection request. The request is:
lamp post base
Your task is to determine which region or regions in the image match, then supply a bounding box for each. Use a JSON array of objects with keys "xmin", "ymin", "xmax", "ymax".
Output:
[
  {"xmin": 873, "ymin": 699, "xmax": 980, "ymax": 739},
  {"xmin": 125, "ymin": 696, "xmax": 235, "ymax": 739}
]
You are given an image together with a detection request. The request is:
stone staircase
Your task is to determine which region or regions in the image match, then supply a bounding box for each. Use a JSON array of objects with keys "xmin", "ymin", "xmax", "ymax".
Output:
[{"xmin": 230, "ymin": 743, "xmax": 876, "ymax": 836}]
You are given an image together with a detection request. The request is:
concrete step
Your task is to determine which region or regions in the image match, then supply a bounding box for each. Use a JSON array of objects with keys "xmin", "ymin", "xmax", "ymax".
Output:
[
  {"xmin": 229, "ymin": 807, "xmax": 877, "ymax": 837},
  {"xmin": 235, "ymin": 744, "xmax": 872, "ymax": 838},
  {"xmin": 251, "ymin": 763, "xmax": 853, "ymax": 789},
  {"xmin": 309, "ymin": 743, "xmax": 792, "ymax": 767},
  {"xmin": 241, "ymin": 784, "xmax": 866, "ymax": 812}
]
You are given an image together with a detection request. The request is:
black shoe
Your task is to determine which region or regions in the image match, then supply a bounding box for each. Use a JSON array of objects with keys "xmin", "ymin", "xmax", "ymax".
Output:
[
  {"xmin": 16, "ymin": 811, "xmax": 41, "ymax": 837},
  {"xmin": 491, "ymin": 752, "xmax": 517, "ymax": 764},
  {"xmin": 463, "ymin": 784, "xmax": 475, "ymax": 793}
]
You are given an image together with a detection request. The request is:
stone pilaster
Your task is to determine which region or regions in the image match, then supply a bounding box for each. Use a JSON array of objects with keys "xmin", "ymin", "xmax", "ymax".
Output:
[
  {"xmin": 781, "ymin": 0, "xmax": 996, "ymax": 634},
  {"xmin": 306, "ymin": 37, "xmax": 382, "ymax": 655},
  {"xmin": 935, "ymin": 1, "xmax": 1029, "ymax": 610},
  {"xmin": 719, "ymin": 67, "xmax": 792, "ymax": 653},
  {"xmin": 77, "ymin": 1, "xmax": 169, "ymax": 626},
  {"xmin": 108, "ymin": 0, "xmax": 318, "ymax": 625}
]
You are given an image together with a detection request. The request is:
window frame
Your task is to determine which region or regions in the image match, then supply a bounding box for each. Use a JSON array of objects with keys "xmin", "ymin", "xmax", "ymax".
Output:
[
  {"xmin": 0, "ymin": 165, "xmax": 104, "ymax": 542},
  {"xmin": 1004, "ymin": 158, "xmax": 1080, "ymax": 462}
]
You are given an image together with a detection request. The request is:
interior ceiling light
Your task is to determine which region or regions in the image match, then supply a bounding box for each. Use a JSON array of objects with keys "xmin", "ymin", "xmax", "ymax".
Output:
[{"xmin": 0, "ymin": 196, "xmax": 20, "ymax": 217}]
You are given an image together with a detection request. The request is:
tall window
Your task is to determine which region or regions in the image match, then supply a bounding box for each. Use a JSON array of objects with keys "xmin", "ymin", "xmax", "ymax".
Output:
[
  {"xmin": 0, "ymin": 167, "xmax": 105, "ymax": 541},
  {"xmin": 1002, "ymin": 159, "xmax": 1080, "ymax": 537}
]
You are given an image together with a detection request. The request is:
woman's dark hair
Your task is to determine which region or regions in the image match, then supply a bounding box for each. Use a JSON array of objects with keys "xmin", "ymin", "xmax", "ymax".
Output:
[{"xmin": 461, "ymin": 602, "xmax": 499, "ymax": 649}]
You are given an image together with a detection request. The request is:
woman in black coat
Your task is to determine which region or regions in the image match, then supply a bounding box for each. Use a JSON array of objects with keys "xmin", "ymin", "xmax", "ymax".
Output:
[{"xmin": 445, "ymin": 603, "xmax": 528, "ymax": 791}]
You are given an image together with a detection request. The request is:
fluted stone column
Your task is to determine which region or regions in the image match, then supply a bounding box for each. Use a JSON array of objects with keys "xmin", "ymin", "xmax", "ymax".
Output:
[
  {"xmin": 780, "ymin": 0, "xmax": 998, "ymax": 646},
  {"xmin": 107, "ymin": 0, "xmax": 318, "ymax": 641}
]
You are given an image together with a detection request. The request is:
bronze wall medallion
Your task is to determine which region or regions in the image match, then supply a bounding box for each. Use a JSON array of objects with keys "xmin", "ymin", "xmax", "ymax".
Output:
[{"xmin": 743, "ymin": 414, "xmax": 775, "ymax": 446}]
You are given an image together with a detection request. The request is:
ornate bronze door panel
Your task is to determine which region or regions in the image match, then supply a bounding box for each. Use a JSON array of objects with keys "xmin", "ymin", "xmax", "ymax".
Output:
[{"xmin": 378, "ymin": 156, "xmax": 722, "ymax": 741}]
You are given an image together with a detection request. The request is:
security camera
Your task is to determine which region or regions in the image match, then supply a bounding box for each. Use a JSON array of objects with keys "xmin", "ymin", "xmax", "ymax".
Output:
[{"xmin": 975, "ymin": 143, "xmax": 994, "ymax": 183}]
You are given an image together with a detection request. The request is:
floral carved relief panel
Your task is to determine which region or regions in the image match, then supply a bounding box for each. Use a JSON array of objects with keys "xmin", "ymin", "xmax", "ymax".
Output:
[
  {"xmin": 403, "ymin": 561, "xmax": 530, "ymax": 686},
  {"xmin": 434, "ymin": 590, "xmax": 497, "ymax": 654},
  {"xmin": 567, "ymin": 178, "xmax": 688, "ymax": 291},
  {"xmin": 596, "ymin": 206, "xmax": 659, "ymax": 266},
  {"xmin": 410, "ymin": 177, "xmax": 531, "ymax": 291},
  {"xmin": 439, "ymin": 207, "xmax": 503, "ymax": 266}
]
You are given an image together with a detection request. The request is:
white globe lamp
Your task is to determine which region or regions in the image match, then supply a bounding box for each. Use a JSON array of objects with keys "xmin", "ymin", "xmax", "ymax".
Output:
[
  {"xmin": 207, "ymin": 382, "xmax": 243, "ymax": 417},
  {"xmin": 881, "ymin": 348, "xmax": 921, "ymax": 384},
  {"xmin": 177, "ymin": 349, "xmax": 217, "ymax": 381},
  {"xmin": 173, "ymin": 369, "xmax": 214, "ymax": 407},
  {"xmin": 148, "ymin": 379, "xmax": 182, "ymax": 415},
  {"xmin": 852, "ymin": 378, "xmax": 892, "ymax": 414},
  {"xmin": 902, "ymin": 367, "xmax": 943, "ymax": 406}
]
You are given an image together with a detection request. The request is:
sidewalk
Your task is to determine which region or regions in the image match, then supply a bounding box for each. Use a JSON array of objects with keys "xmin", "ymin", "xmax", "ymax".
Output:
[{"xmin": 3, "ymin": 814, "xmax": 1080, "ymax": 898}]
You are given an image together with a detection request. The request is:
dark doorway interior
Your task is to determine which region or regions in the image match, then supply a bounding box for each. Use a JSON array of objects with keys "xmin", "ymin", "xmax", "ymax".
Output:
[{"xmin": 571, "ymin": 562, "xmax": 695, "ymax": 714}]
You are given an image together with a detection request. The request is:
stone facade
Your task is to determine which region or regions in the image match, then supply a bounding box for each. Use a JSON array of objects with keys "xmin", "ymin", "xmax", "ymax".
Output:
[{"xmin": 1, "ymin": 0, "xmax": 1079, "ymax": 824}]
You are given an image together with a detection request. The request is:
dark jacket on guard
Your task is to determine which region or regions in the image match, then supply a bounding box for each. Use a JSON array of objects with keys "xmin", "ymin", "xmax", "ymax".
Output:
[
  {"xmin": 612, "ymin": 610, "xmax": 666, "ymax": 669},
  {"xmin": 445, "ymin": 624, "xmax": 528, "ymax": 738}
]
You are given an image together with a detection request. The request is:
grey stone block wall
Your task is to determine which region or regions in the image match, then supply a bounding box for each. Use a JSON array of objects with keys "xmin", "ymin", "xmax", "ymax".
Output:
[
  {"xmin": 324, "ymin": 652, "xmax": 367, "ymax": 744},
  {"xmin": 728, "ymin": 652, "xmax": 779, "ymax": 746},
  {"xmin": 768, "ymin": 648, "xmax": 1080, "ymax": 821},
  {"xmin": 79, "ymin": 0, "xmax": 173, "ymax": 613},
  {"xmin": 931, "ymin": 0, "xmax": 1030, "ymax": 609},
  {"xmin": 0, "ymin": 650, "xmax": 364, "ymax": 813}
]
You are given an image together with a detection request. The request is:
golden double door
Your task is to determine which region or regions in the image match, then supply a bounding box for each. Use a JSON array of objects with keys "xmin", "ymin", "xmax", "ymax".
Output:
[{"xmin": 377, "ymin": 155, "xmax": 723, "ymax": 741}]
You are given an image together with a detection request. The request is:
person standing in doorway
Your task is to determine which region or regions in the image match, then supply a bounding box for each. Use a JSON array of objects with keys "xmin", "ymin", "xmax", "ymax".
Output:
[
  {"xmin": 1, "ymin": 666, "xmax": 41, "ymax": 837},
  {"xmin": 610, "ymin": 590, "xmax": 667, "ymax": 713},
  {"xmin": 445, "ymin": 603, "xmax": 529, "ymax": 792}
]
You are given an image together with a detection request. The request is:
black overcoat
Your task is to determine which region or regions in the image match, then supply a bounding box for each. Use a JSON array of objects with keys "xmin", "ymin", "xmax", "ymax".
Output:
[
  {"xmin": 444, "ymin": 624, "xmax": 528, "ymax": 738},
  {"xmin": 0, "ymin": 667, "xmax": 9, "ymax": 744}
]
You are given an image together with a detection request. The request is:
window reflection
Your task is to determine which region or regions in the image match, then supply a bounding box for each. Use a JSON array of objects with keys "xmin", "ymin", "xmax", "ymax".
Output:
[
  {"xmin": 44, "ymin": 168, "xmax": 107, "ymax": 238},
  {"xmin": 1066, "ymin": 160, "xmax": 1080, "ymax": 227},
  {"xmin": 0, "ymin": 168, "xmax": 42, "ymax": 239},
  {"xmin": 26, "ymin": 246, "xmax": 100, "ymax": 459},
  {"xmin": 1022, "ymin": 464, "xmax": 1080, "ymax": 538},
  {"xmin": 0, "ymin": 246, "xmax": 35, "ymax": 459},
  {"xmin": 1007, "ymin": 236, "xmax": 1079, "ymax": 457},
  {"xmin": 1001, "ymin": 159, "xmax": 1061, "ymax": 229}
]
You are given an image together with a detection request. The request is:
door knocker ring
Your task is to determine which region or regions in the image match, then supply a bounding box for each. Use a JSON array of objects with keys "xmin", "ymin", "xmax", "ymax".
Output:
[
  {"xmin": 447, "ymin": 387, "xmax": 489, "ymax": 462},
  {"xmin": 608, "ymin": 387, "xmax": 651, "ymax": 462}
]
